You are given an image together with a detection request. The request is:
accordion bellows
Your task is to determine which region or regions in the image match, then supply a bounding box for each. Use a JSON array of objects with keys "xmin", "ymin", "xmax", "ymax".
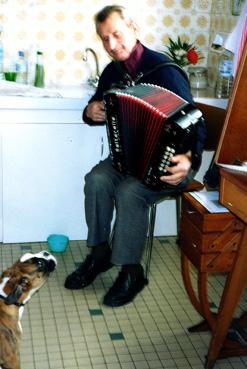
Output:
[{"xmin": 103, "ymin": 83, "xmax": 202, "ymax": 190}]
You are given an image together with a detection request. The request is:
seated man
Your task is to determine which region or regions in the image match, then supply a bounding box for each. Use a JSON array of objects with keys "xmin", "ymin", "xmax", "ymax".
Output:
[{"xmin": 64, "ymin": 4, "xmax": 206, "ymax": 307}]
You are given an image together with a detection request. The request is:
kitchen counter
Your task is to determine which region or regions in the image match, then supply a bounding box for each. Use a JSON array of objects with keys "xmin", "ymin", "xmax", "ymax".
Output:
[
  {"xmin": 0, "ymin": 85, "xmax": 228, "ymax": 243},
  {"xmin": 192, "ymin": 87, "xmax": 228, "ymax": 109},
  {"xmin": 0, "ymin": 84, "xmax": 95, "ymax": 124},
  {"xmin": 0, "ymin": 83, "xmax": 95, "ymax": 110},
  {"xmin": 0, "ymin": 95, "xmax": 84, "ymax": 110},
  {"xmin": 0, "ymin": 82, "xmax": 228, "ymax": 110}
]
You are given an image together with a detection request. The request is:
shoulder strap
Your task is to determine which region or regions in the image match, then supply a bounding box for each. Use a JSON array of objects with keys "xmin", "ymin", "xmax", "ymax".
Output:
[
  {"xmin": 113, "ymin": 59, "xmax": 188, "ymax": 88},
  {"xmin": 135, "ymin": 60, "xmax": 189, "ymax": 83}
]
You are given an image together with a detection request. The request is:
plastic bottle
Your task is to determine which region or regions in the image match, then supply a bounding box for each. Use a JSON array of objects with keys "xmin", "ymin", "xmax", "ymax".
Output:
[
  {"xmin": 16, "ymin": 50, "xmax": 28, "ymax": 84},
  {"xmin": 27, "ymin": 45, "xmax": 36, "ymax": 85},
  {"xmin": 215, "ymin": 49, "xmax": 234, "ymax": 99},
  {"xmin": 0, "ymin": 26, "xmax": 4, "ymax": 80},
  {"xmin": 34, "ymin": 50, "xmax": 45, "ymax": 87}
]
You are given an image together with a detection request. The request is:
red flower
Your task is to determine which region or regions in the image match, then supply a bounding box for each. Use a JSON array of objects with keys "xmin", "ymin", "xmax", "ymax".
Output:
[{"xmin": 187, "ymin": 48, "xmax": 199, "ymax": 65}]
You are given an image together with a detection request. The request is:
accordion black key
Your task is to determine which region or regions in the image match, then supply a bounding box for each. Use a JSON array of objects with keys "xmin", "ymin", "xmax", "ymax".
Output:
[{"xmin": 103, "ymin": 83, "xmax": 203, "ymax": 190}]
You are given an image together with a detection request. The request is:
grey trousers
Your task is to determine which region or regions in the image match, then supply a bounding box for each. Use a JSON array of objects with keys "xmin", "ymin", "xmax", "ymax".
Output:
[{"xmin": 84, "ymin": 157, "xmax": 194, "ymax": 265}]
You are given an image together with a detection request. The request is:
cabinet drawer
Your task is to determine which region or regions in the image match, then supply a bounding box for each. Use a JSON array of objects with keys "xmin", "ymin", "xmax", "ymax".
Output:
[
  {"xmin": 180, "ymin": 216, "xmax": 241, "ymax": 253},
  {"xmin": 220, "ymin": 177, "xmax": 247, "ymax": 223},
  {"xmin": 180, "ymin": 230, "xmax": 236, "ymax": 272},
  {"xmin": 180, "ymin": 216, "xmax": 242, "ymax": 273},
  {"xmin": 182, "ymin": 192, "xmax": 242, "ymax": 233}
]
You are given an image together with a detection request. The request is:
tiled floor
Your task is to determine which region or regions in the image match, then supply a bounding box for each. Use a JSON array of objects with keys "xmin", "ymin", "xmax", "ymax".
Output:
[{"xmin": 1, "ymin": 237, "xmax": 247, "ymax": 369}]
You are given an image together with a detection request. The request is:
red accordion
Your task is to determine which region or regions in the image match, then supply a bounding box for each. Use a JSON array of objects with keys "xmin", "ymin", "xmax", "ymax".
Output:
[{"xmin": 103, "ymin": 83, "xmax": 202, "ymax": 190}]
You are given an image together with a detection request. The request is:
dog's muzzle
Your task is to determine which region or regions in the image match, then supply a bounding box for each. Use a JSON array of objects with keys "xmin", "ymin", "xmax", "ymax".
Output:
[
  {"xmin": 0, "ymin": 251, "xmax": 57, "ymax": 308},
  {"xmin": 20, "ymin": 250, "xmax": 57, "ymax": 274}
]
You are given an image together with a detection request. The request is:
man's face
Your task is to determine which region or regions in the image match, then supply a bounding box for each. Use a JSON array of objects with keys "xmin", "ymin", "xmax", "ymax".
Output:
[{"xmin": 97, "ymin": 12, "xmax": 137, "ymax": 61}]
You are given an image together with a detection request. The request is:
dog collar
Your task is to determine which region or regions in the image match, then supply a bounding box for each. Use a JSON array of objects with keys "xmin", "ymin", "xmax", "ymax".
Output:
[{"xmin": 0, "ymin": 294, "xmax": 24, "ymax": 307}]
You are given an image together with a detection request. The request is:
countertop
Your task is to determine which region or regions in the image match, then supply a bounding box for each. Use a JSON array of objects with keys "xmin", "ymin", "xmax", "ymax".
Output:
[
  {"xmin": 0, "ymin": 82, "xmax": 95, "ymax": 110},
  {"xmin": 191, "ymin": 87, "xmax": 228, "ymax": 109},
  {"xmin": 0, "ymin": 83, "xmax": 228, "ymax": 110}
]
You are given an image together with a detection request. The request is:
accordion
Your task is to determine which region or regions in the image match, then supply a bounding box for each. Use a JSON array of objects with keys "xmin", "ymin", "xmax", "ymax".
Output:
[{"xmin": 103, "ymin": 83, "xmax": 203, "ymax": 190}]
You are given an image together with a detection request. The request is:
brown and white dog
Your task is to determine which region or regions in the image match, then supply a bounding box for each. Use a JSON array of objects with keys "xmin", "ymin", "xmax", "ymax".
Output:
[{"xmin": 0, "ymin": 250, "xmax": 57, "ymax": 369}]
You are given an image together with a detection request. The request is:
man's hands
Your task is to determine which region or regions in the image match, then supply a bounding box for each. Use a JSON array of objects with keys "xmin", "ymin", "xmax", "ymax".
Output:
[
  {"xmin": 84, "ymin": 102, "xmax": 193, "ymax": 186},
  {"xmin": 160, "ymin": 151, "xmax": 192, "ymax": 186},
  {"xmin": 85, "ymin": 101, "xmax": 106, "ymax": 122}
]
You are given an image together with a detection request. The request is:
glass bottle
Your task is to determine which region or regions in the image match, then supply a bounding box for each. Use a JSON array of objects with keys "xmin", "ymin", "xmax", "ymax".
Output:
[
  {"xmin": 0, "ymin": 26, "xmax": 4, "ymax": 80},
  {"xmin": 215, "ymin": 49, "xmax": 234, "ymax": 99},
  {"xmin": 34, "ymin": 50, "xmax": 45, "ymax": 87}
]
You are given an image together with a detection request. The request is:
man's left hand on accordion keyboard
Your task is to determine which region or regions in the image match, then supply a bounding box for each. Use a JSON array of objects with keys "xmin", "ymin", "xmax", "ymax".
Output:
[
  {"xmin": 85, "ymin": 100, "xmax": 106, "ymax": 122},
  {"xmin": 160, "ymin": 151, "xmax": 192, "ymax": 186}
]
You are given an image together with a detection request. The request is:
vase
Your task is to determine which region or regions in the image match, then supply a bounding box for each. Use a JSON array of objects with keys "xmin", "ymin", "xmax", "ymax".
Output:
[{"xmin": 188, "ymin": 66, "xmax": 208, "ymax": 89}]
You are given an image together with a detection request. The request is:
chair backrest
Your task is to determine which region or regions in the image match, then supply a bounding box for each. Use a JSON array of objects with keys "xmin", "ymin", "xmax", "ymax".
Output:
[{"xmin": 196, "ymin": 102, "xmax": 227, "ymax": 151}]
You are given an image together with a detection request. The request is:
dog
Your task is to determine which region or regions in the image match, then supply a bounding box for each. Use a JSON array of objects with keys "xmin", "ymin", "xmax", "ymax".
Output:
[{"xmin": 0, "ymin": 250, "xmax": 57, "ymax": 369}]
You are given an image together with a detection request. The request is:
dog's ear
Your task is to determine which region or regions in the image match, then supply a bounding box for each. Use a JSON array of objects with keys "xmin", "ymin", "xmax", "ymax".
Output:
[{"xmin": 5, "ymin": 285, "xmax": 23, "ymax": 305}]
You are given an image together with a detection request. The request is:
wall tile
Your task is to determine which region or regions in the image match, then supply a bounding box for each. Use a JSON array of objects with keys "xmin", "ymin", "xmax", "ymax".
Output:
[{"xmin": 0, "ymin": 0, "xmax": 240, "ymax": 88}]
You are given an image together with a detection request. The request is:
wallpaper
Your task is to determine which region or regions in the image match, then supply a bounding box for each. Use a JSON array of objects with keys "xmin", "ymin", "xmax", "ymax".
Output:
[
  {"xmin": 0, "ymin": 0, "xmax": 239, "ymax": 87},
  {"xmin": 208, "ymin": 1, "xmax": 239, "ymax": 86}
]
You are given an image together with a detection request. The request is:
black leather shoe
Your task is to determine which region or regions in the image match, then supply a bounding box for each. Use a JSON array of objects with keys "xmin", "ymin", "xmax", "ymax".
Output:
[
  {"xmin": 64, "ymin": 254, "xmax": 112, "ymax": 289},
  {"xmin": 103, "ymin": 264, "xmax": 148, "ymax": 307}
]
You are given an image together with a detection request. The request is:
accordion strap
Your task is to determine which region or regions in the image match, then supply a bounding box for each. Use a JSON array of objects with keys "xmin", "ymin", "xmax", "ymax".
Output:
[
  {"xmin": 135, "ymin": 61, "xmax": 189, "ymax": 83},
  {"xmin": 114, "ymin": 59, "xmax": 188, "ymax": 88}
]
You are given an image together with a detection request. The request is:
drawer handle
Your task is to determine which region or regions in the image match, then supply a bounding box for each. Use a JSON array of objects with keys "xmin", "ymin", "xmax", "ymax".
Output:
[
  {"xmin": 192, "ymin": 243, "xmax": 197, "ymax": 249},
  {"xmin": 227, "ymin": 202, "xmax": 233, "ymax": 207},
  {"xmin": 187, "ymin": 210, "xmax": 196, "ymax": 215}
]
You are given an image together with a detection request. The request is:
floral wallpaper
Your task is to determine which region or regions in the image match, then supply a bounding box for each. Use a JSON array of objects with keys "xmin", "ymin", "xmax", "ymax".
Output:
[{"xmin": 0, "ymin": 0, "xmax": 240, "ymax": 87}]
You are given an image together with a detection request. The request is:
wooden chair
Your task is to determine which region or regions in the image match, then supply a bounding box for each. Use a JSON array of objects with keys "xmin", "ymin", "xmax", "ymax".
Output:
[{"xmin": 144, "ymin": 102, "xmax": 227, "ymax": 280}]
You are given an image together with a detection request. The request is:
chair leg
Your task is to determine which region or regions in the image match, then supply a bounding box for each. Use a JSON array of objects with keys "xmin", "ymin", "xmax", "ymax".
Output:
[
  {"xmin": 145, "ymin": 203, "xmax": 157, "ymax": 281},
  {"xmin": 176, "ymin": 195, "xmax": 182, "ymax": 234}
]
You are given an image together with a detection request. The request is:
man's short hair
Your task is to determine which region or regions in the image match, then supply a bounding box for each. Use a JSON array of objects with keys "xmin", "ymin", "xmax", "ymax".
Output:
[{"xmin": 94, "ymin": 5, "xmax": 137, "ymax": 35}]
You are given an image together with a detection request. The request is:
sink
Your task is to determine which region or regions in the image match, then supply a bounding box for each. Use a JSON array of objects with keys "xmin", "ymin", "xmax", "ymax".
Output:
[
  {"xmin": 0, "ymin": 80, "xmax": 95, "ymax": 99},
  {"xmin": 54, "ymin": 84, "xmax": 95, "ymax": 98}
]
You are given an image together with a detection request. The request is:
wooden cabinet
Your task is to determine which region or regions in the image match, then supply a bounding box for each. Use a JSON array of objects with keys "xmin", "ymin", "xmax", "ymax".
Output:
[
  {"xmin": 180, "ymin": 192, "xmax": 243, "ymax": 273},
  {"xmin": 180, "ymin": 42, "xmax": 247, "ymax": 368}
]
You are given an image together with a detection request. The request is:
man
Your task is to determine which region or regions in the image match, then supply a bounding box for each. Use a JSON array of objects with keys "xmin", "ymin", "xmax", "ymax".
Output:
[{"xmin": 64, "ymin": 5, "xmax": 206, "ymax": 307}]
